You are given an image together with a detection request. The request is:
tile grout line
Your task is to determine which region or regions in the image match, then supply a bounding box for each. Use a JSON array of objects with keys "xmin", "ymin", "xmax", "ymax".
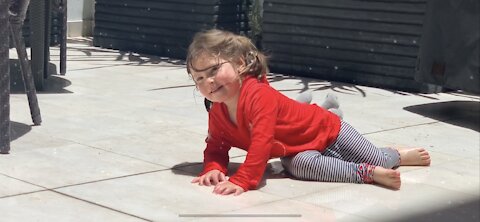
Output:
[
  {"xmin": 47, "ymin": 135, "xmax": 248, "ymax": 172},
  {"xmin": 280, "ymin": 185, "xmax": 383, "ymax": 221},
  {"xmin": 53, "ymin": 168, "xmax": 173, "ymax": 190},
  {"xmin": 0, "ymin": 173, "xmax": 154, "ymax": 221},
  {"xmin": 49, "ymin": 136, "xmax": 170, "ymax": 167},
  {"xmin": 255, "ymin": 185, "xmax": 379, "ymax": 222},
  {"xmin": 50, "ymin": 190, "xmax": 154, "ymax": 222},
  {"xmin": 362, "ymin": 120, "xmax": 441, "ymax": 135},
  {"xmin": 0, "ymin": 168, "xmax": 170, "ymax": 198}
]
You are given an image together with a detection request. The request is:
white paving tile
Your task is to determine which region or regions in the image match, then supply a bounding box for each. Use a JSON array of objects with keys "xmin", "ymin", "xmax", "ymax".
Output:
[
  {"xmin": 10, "ymin": 129, "xmax": 74, "ymax": 153},
  {"xmin": 87, "ymin": 130, "xmax": 207, "ymax": 168},
  {"xmin": 403, "ymin": 158, "xmax": 480, "ymax": 196},
  {"xmin": 364, "ymin": 121, "xmax": 479, "ymax": 160},
  {"xmin": 192, "ymin": 199, "xmax": 371, "ymax": 222},
  {"xmin": 0, "ymin": 174, "xmax": 43, "ymax": 197},
  {"xmin": 294, "ymin": 183, "xmax": 476, "ymax": 221},
  {"xmin": 0, "ymin": 143, "xmax": 164, "ymax": 188},
  {"xmin": 57, "ymin": 171, "xmax": 283, "ymax": 222},
  {"xmin": 0, "ymin": 191, "xmax": 146, "ymax": 222}
]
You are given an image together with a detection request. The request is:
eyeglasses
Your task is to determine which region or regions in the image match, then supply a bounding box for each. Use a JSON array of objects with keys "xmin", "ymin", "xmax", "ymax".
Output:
[{"xmin": 191, "ymin": 61, "xmax": 230, "ymax": 84}]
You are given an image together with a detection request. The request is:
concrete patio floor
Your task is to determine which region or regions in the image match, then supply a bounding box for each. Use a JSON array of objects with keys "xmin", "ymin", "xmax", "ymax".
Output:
[{"xmin": 2, "ymin": 38, "xmax": 479, "ymax": 222}]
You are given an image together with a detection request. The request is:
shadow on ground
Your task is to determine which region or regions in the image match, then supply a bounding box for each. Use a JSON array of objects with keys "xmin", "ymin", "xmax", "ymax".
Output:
[
  {"xmin": 404, "ymin": 100, "xmax": 480, "ymax": 132},
  {"xmin": 268, "ymin": 73, "xmax": 368, "ymax": 96},
  {"xmin": 267, "ymin": 73, "xmax": 451, "ymax": 98},
  {"xmin": 9, "ymin": 59, "xmax": 72, "ymax": 93},
  {"xmin": 171, "ymin": 161, "xmax": 288, "ymax": 189},
  {"xmin": 10, "ymin": 121, "xmax": 31, "ymax": 141},
  {"xmin": 67, "ymin": 38, "xmax": 186, "ymax": 67},
  {"xmin": 394, "ymin": 197, "xmax": 479, "ymax": 222},
  {"xmin": 115, "ymin": 51, "xmax": 186, "ymax": 66}
]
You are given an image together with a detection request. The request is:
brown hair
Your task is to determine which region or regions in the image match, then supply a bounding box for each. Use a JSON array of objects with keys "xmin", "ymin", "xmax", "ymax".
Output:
[{"xmin": 186, "ymin": 29, "xmax": 268, "ymax": 79}]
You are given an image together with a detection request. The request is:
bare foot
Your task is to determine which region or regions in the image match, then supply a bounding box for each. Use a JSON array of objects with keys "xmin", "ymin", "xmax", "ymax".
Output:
[
  {"xmin": 397, "ymin": 148, "xmax": 431, "ymax": 166},
  {"xmin": 373, "ymin": 167, "xmax": 401, "ymax": 189}
]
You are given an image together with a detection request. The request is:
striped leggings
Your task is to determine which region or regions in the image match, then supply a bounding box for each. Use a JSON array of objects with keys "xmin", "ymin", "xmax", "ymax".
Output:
[{"xmin": 281, "ymin": 121, "xmax": 400, "ymax": 184}]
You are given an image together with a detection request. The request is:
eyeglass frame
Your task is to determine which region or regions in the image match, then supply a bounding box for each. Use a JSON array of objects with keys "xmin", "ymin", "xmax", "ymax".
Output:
[{"xmin": 189, "ymin": 60, "xmax": 231, "ymax": 85}]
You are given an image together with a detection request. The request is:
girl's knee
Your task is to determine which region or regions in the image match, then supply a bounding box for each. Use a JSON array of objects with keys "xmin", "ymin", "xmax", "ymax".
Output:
[
  {"xmin": 284, "ymin": 150, "xmax": 322, "ymax": 177},
  {"xmin": 291, "ymin": 150, "xmax": 321, "ymax": 164}
]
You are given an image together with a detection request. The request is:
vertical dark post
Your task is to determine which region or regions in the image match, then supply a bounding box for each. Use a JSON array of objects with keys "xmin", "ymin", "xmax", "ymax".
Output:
[
  {"xmin": 0, "ymin": 0, "xmax": 11, "ymax": 153},
  {"xmin": 10, "ymin": 0, "xmax": 42, "ymax": 125},
  {"xmin": 60, "ymin": 0, "xmax": 67, "ymax": 75},
  {"xmin": 29, "ymin": 0, "xmax": 46, "ymax": 90},
  {"xmin": 43, "ymin": 0, "xmax": 51, "ymax": 79}
]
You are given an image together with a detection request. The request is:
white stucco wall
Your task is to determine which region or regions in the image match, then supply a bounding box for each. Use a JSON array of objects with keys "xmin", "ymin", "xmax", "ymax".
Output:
[{"xmin": 67, "ymin": 0, "xmax": 94, "ymax": 36}]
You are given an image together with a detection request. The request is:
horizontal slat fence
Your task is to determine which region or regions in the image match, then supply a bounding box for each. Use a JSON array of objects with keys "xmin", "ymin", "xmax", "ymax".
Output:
[
  {"xmin": 93, "ymin": 0, "xmax": 251, "ymax": 59},
  {"xmin": 262, "ymin": 0, "xmax": 440, "ymax": 92}
]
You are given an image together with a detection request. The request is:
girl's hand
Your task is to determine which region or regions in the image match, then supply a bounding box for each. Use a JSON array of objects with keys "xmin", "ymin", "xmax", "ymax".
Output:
[
  {"xmin": 213, "ymin": 181, "xmax": 244, "ymax": 196},
  {"xmin": 191, "ymin": 169, "xmax": 226, "ymax": 186}
]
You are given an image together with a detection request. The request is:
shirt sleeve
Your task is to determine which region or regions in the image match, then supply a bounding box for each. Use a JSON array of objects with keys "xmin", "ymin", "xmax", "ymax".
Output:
[
  {"xmin": 199, "ymin": 114, "xmax": 231, "ymax": 176},
  {"xmin": 228, "ymin": 86, "xmax": 277, "ymax": 191}
]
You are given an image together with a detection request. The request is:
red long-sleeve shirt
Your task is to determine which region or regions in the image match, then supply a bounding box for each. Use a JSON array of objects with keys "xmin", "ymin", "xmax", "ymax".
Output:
[{"xmin": 200, "ymin": 76, "xmax": 341, "ymax": 191}]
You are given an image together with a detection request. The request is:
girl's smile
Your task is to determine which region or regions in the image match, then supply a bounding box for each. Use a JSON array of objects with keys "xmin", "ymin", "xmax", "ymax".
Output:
[{"xmin": 210, "ymin": 85, "xmax": 223, "ymax": 94}]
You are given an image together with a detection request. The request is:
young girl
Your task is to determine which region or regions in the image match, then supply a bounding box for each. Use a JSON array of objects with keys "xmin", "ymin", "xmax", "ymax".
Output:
[{"xmin": 188, "ymin": 29, "xmax": 431, "ymax": 196}]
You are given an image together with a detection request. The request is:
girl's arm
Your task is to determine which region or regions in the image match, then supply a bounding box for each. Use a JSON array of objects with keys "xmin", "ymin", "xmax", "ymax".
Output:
[
  {"xmin": 228, "ymin": 86, "xmax": 278, "ymax": 191},
  {"xmin": 200, "ymin": 136, "xmax": 230, "ymax": 176},
  {"xmin": 193, "ymin": 118, "xmax": 231, "ymax": 187},
  {"xmin": 199, "ymin": 113, "xmax": 232, "ymax": 176}
]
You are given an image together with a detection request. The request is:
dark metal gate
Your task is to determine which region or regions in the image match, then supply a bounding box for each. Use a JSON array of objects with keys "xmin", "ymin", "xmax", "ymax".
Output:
[
  {"xmin": 262, "ymin": 0, "xmax": 440, "ymax": 92},
  {"xmin": 415, "ymin": 0, "xmax": 479, "ymax": 93}
]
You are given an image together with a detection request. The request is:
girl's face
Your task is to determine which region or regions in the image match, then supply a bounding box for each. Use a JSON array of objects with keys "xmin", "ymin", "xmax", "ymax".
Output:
[{"xmin": 190, "ymin": 56, "xmax": 242, "ymax": 104}]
